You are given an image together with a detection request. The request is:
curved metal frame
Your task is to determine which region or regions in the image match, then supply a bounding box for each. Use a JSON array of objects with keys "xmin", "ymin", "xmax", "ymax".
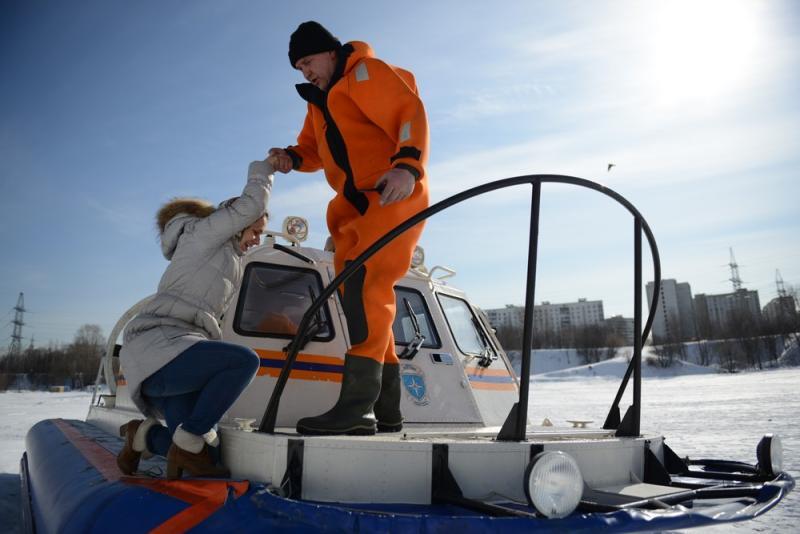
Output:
[
  {"xmin": 90, "ymin": 295, "xmax": 154, "ymax": 406},
  {"xmin": 256, "ymin": 174, "xmax": 661, "ymax": 436}
]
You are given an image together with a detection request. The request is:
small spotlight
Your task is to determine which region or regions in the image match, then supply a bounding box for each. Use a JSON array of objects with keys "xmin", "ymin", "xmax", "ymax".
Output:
[
  {"xmin": 411, "ymin": 246, "xmax": 425, "ymax": 268},
  {"xmin": 282, "ymin": 216, "xmax": 309, "ymax": 243},
  {"xmin": 524, "ymin": 451, "xmax": 583, "ymax": 519},
  {"xmin": 756, "ymin": 434, "xmax": 783, "ymax": 476}
]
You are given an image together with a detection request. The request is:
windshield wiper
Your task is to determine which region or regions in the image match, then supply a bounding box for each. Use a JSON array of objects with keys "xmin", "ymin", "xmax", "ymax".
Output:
[
  {"xmin": 398, "ymin": 298, "xmax": 425, "ymax": 360},
  {"xmin": 471, "ymin": 315, "xmax": 496, "ymax": 368}
]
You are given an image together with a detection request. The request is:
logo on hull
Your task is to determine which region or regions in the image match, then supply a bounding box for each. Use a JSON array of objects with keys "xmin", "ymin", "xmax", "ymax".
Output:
[{"xmin": 400, "ymin": 363, "xmax": 430, "ymax": 406}]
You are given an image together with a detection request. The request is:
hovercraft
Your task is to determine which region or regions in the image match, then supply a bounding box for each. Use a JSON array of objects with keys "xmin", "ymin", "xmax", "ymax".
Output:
[{"xmin": 21, "ymin": 175, "xmax": 794, "ymax": 533}]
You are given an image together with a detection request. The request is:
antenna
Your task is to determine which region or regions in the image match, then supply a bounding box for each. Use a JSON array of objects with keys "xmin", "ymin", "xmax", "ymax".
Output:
[
  {"xmin": 775, "ymin": 269, "xmax": 795, "ymax": 321},
  {"xmin": 728, "ymin": 248, "xmax": 743, "ymax": 291},
  {"xmin": 775, "ymin": 269, "xmax": 787, "ymax": 298},
  {"xmin": 9, "ymin": 292, "xmax": 25, "ymax": 356}
]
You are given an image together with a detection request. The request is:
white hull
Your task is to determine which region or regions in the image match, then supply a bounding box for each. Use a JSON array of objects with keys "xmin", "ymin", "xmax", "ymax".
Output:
[{"xmin": 87, "ymin": 403, "xmax": 665, "ymax": 505}]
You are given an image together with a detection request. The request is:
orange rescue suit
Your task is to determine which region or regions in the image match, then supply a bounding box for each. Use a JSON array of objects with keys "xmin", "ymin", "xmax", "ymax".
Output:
[{"xmin": 286, "ymin": 41, "xmax": 429, "ymax": 364}]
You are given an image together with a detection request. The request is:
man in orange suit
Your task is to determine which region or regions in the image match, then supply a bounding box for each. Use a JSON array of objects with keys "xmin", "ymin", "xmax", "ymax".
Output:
[{"xmin": 269, "ymin": 21, "xmax": 429, "ymax": 436}]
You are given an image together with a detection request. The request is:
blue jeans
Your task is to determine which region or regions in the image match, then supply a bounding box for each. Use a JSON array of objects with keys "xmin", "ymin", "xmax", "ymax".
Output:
[{"xmin": 140, "ymin": 340, "xmax": 260, "ymax": 456}]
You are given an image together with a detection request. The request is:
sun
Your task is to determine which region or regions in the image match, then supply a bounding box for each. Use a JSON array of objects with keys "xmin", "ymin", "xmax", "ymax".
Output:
[{"xmin": 643, "ymin": 0, "xmax": 764, "ymax": 110}]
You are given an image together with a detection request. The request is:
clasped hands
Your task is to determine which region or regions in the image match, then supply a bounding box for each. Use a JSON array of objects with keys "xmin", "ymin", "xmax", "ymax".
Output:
[{"xmin": 267, "ymin": 148, "xmax": 414, "ymax": 206}]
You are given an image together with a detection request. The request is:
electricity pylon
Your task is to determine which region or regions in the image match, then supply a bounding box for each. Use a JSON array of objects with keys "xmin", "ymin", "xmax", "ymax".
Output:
[{"xmin": 8, "ymin": 292, "xmax": 25, "ymax": 356}]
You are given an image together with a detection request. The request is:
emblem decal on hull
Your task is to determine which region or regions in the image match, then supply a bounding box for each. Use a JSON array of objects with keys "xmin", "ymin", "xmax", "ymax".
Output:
[{"xmin": 400, "ymin": 363, "xmax": 430, "ymax": 406}]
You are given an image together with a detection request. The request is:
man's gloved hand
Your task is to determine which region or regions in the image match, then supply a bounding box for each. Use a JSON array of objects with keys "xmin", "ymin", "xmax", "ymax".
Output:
[
  {"xmin": 248, "ymin": 159, "xmax": 275, "ymax": 182},
  {"xmin": 267, "ymin": 148, "xmax": 294, "ymax": 174},
  {"xmin": 376, "ymin": 167, "xmax": 415, "ymax": 206}
]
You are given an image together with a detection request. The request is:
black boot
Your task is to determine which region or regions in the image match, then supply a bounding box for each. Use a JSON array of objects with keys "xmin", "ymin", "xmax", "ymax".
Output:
[
  {"xmin": 296, "ymin": 354, "xmax": 382, "ymax": 435},
  {"xmin": 374, "ymin": 362, "xmax": 403, "ymax": 432}
]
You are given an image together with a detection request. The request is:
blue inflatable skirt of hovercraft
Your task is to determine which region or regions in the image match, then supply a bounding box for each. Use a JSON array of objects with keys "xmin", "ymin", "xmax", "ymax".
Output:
[{"xmin": 21, "ymin": 419, "xmax": 794, "ymax": 533}]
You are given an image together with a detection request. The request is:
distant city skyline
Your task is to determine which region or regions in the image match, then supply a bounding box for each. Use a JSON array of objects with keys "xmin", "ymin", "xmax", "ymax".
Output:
[
  {"xmin": 482, "ymin": 256, "xmax": 794, "ymax": 318},
  {"xmin": 484, "ymin": 271, "xmax": 795, "ymax": 347}
]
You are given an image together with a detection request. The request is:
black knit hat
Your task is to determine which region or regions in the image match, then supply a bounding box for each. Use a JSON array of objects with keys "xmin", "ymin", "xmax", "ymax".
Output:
[{"xmin": 288, "ymin": 21, "xmax": 341, "ymax": 68}]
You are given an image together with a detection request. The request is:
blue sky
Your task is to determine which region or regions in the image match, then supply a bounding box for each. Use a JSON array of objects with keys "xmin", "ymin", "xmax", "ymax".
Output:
[{"xmin": 2, "ymin": 0, "xmax": 799, "ymax": 346}]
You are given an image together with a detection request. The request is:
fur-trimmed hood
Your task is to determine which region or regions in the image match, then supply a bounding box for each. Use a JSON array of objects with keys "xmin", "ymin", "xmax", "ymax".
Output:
[
  {"xmin": 157, "ymin": 198, "xmax": 215, "ymax": 233},
  {"xmin": 157, "ymin": 198, "xmax": 215, "ymax": 259}
]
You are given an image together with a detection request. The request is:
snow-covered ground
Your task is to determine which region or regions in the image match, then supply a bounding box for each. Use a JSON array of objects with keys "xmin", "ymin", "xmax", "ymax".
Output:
[
  {"xmin": 1, "ymin": 370, "xmax": 798, "ymax": 532},
  {"xmin": 1, "ymin": 391, "xmax": 93, "ymax": 533},
  {"xmin": 528, "ymin": 369, "xmax": 800, "ymax": 533},
  {"xmin": 508, "ymin": 338, "xmax": 799, "ymax": 378},
  {"xmin": 536, "ymin": 353, "xmax": 717, "ymax": 379}
]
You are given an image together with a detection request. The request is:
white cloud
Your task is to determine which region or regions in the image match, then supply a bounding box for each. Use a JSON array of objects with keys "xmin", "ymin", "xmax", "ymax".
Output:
[
  {"xmin": 442, "ymin": 83, "xmax": 557, "ymax": 123},
  {"xmin": 270, "ymin": 176, "xmax": 332, "ymax": 213},
  {"xmin": 84, "ymin": 196, "xmax": 152, "ymax": 239}
]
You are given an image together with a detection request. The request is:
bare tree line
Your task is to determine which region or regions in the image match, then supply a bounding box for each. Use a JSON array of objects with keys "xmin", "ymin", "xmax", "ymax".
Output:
[
  {"xmin": 493, "ymin": 302, "xmax": 798, "ymax": 372},
  {"xmin": 0, "ymin": 324, "xmax": 106, "ymax": 391},
  {"xmin": 651, "ymin": 292, "xmax": 799, "ymax": 371},
  {"xmin": 495, "ymin": 323, "xmax": 625, "ymax": 365}
]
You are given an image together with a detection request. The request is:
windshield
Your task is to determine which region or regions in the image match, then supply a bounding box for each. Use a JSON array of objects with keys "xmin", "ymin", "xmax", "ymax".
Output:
[
  {"xmin": 437, "ymin": 293, "xmax": 496, "ymax": 358},
  {"xmin": 233, "ymin": 263, "xmax": 334, "ymax": 340},
  {"xmin": 392, "ymin": 287, "xmax": 441, "ymax": 348}
]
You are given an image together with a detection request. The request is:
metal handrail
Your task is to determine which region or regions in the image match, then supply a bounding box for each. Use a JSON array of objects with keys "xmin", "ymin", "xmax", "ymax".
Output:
[
  {"xmin": 258, "ymin": 175, "xmax": 661, "ymax": 436},
  {"xmin": 90, "ymin": 294, "xmax": 155, "ymax": 406}
]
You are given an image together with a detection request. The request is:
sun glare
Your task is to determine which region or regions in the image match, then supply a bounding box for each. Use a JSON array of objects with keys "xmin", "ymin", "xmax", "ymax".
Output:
[{"xmin": 645, "ymin": 0, "xmax": 763, "ymax": 109}]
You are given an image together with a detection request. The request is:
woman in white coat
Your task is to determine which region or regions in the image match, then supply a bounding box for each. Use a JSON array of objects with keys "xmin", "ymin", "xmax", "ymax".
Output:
[{"xmin": 117, "ymin": 159, "xmax": 273, "ymax": 479}]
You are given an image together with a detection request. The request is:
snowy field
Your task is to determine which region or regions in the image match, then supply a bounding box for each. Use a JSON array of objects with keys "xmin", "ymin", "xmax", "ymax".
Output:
[
  {"xmin": 1, "ymin": 369, "xmax": 798, "ymax": 532},
  {"xmin": 528, "ymin": 368, "xmax": 800, "ymax": 533},
  {"xmin": 1, "ymin": 391, "xmax": 93, "ymax": 533}
]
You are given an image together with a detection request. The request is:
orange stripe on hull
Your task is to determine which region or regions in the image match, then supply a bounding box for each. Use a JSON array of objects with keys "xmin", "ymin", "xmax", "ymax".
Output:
[
  {"xmin": 126, "ymin": 478, "xmax": 248, "ymax": 534},
  {"xmin": 255, "ymin": 348, "xmax": 343, "ymax": 382},
  {"xmin": 257, "ymin": 367, "xmax": 342, "ymax": 383},
  {"xmin": 464, "ymin": 366, "xmax": 513, "ymax": 377},
  {"xmin": 53, "ymin": 418, "xmax": 249, "ymax": 532},
  {"xmin": 255, "ymin": 348, "xmax": 342, "ymax": 366},
  {"xmin": 469, "ymin": 382, "xmax": 517, "ymax": 391},
  {"xmin": 53, "ymin": 419, "xmax": 122, "ymax": 482}
]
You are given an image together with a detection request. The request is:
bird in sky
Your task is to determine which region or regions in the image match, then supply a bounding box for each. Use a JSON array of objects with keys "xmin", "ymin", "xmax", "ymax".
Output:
[{"xmin": 607, "ymin": 163, "xmax": 615, "ymax": 172}]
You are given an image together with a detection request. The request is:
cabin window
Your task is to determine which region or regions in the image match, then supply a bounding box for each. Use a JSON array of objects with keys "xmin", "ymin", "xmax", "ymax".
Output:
[
  {"xmin": 233, "ymin": 263, "xmax": 334, "ymax": 341},
  {"xmin": 393, "ymin": 287, "xmax": 441, "ymax": 348},
  {"xmin": 437, "ymin": 294, "xmax": 497, "ymax": 359}
]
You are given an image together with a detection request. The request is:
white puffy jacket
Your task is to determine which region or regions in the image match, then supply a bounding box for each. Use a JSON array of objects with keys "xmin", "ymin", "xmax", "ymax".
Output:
[{"xmin": 121, "ymin": 161, "xmax": 273, "ymax": 415}]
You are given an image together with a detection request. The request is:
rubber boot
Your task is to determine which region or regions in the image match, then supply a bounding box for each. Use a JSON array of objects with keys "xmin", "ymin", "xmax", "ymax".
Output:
[
  {"xmin": 296, "ymin": 354, "xmax": 382, "ymax": 436},
  {"xmin": 166, "ymin": 425, "xmax": 230, "ymax": 479},
  {"xmin": 374, "ymin": 362, "xmax": 403, "ymax": 432},
  {"xmin": 117, "ymin": 417, "xmax": 158, "ymax": 475}
]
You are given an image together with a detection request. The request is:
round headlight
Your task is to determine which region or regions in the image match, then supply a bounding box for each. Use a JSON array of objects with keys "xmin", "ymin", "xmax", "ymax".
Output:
[
  {"xmin": 757, "ymin": 434, "xmax": 783, "ymax": 476},
  {"xmin": 524, "ymin": 451, "xmax": 583, "ymax": 518},
  {"xmin": 411, "ymin": 245, "xmax": 425, "ymax": 268},
  {"xmin": 282, "ymin": 216, "xmax": 309, "ymax": 242}
]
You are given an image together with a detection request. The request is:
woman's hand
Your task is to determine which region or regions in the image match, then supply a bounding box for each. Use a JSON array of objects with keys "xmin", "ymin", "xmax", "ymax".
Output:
[{"xmin": 248, "ymin": 159, "xmax": 273, "ymax": 181}]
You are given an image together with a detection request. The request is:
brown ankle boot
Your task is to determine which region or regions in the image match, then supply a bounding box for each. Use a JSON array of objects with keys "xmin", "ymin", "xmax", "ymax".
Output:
[
  {"xmin": 117, "ymin": 419, "xmax": 143, "ymax": 475},
  {"xmin": 117, "ymin": 417, "xmax": 159, "ymax": 475},
  {"xmin": 166, "ymin": 444, "xmax": 230, "ymax": 480}
]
